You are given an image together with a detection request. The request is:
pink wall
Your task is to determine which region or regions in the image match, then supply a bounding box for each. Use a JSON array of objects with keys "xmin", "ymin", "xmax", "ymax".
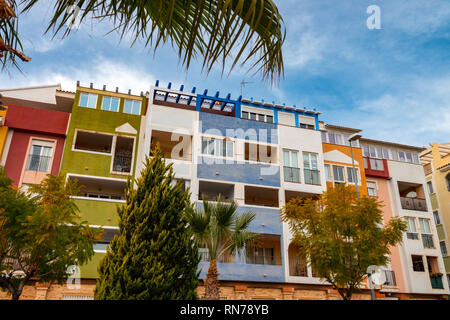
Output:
[{"xmin": 373, "ymin": 177, "xmax": 407, "ymax": 293}]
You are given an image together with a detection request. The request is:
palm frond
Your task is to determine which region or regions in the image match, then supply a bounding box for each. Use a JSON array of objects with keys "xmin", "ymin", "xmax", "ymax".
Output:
[{"xmin": 21, "ymin": 0, "xmax": 285, "ymax": 82}]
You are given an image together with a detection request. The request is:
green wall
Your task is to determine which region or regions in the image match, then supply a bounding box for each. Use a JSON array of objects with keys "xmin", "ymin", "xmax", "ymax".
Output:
[
  {"xmin": 74, "ymin": 198, "xmax": 121, "ymax": 226},
  {"xmin": 80, "ymin": 252, "xmax": 105, "ymax": 279}
]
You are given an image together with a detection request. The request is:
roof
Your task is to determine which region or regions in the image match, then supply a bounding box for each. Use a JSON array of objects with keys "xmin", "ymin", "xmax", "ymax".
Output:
[
  {"xmin": 420, "ymin": 142, "xmax": 450, "ymax": 165},
  {"xmin": 359, "ymin": 137, "xmax": 425, "ymax": 151},
  {"xmin": 324, "ymin": 124, "xmax": 362, "ymax": 133}
]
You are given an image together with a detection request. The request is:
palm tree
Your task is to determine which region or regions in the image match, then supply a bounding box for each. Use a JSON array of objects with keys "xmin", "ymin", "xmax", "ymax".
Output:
[
  {"xmin": 185, "ymin": 196, "xmax": 256, "ymax": 300},
  {"xmin": 1, "ymin": 0, "xmax": 285, "ymax": 82}
]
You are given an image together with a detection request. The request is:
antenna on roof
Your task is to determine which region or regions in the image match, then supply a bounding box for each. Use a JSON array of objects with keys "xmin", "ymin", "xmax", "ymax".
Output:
[{"xmin": 240, "ymin": 79, "xmax": 253, "ymax": 96}]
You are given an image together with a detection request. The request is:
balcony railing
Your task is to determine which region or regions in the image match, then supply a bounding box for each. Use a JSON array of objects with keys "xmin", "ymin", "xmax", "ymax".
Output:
[
  {"xmin": 288, "ymin": 257, "xmax": 308, "ymax": 277},
  {"xmin": 199, "ymin": 251, "xmax": 234, "ymax": 263},
  {"xmin": 26, "ymin": 155, "xmax": 51, "ymax": 172},
  {"xmin": 283, "ymin": 166, "xmax": 300, "ymax": 183},
  {"xmin": 400, "ymin": 197, "xmax": 427, "ymax": 211},
  {"xmin": 112, "ymin": 154, "xmax": 132, "ymax": 173},
  {"xmin": 245, "ymin": 255, "xmax": 282, "ymax": 266},
  {"xmin": 422, "ymin": 234, "xmax": 434, "ymax": 249},
  {"xmin": 383, "ymin": 270, "xmax": 397, "ymax": 286},
  {"xmin": 430, "ymin": 275, "xmax": 444, "ymax": 289},
  {"xmin": 304, "ymin": 169, "xmax": 321, "ymax": 185}
]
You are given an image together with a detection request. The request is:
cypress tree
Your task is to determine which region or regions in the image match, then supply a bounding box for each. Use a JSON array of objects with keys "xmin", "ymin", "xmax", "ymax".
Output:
[{"xmin": 94, "ymin": 147, "xmax": 200, "ymax": 299}]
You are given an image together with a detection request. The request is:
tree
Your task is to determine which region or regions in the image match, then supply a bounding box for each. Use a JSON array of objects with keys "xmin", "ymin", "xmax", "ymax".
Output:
[
  {"xmin": 184, "ymin": 197, "xmax": 256, "ymax": 300},
  {"xmin": 0, "ymin": 167, "xmax": 101, "ymax": 300},
  {"xmin": 281, "ymin": 185, "xmax": 406, "ymax": 300},
  {"xmin": 94, "ymin": 146, "xmax": 200, "ymax": 300},
  {"xmin": 1, "ymin": 0, "xmax": 285, "ymax": 82}
]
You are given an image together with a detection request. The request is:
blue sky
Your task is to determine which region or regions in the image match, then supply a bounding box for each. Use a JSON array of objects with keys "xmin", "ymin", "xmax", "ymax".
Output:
[{"xmin": 1, "ymin": 0, "xmax": 449, "ymax": 146}]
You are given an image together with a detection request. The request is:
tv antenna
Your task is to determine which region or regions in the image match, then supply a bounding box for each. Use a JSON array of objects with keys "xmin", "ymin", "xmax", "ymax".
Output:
[{"xmin": 240, "ymin": 79, "xmax": 253, "ymax": 96}]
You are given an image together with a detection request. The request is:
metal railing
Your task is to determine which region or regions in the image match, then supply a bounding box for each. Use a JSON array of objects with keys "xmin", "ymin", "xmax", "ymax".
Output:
[
  {"xmin": 288, "ymin": 257, "xmax": 308, "ymax": 277},
  {"xmin": 112, "ymin": 154, "xmax": 132, "ymax": 173},
  {"xmin": 430, "ymin": 275, "xmax": 444, "ymax": 289},
  {"xmin": 304, "ymin": 169, "xmax": 321, "ymax": 185},
  {"xmin": 422, "ymin": 234, "xmax": 434, "ymax": 249},
  {"xmin": 199, "ymin": 251, "xmax": 234, "ymax": 263},
  {"xmin": 245, "ymin": 255, "xmax": 282, "ymax": 266},
  {"xmin": 26, "ymin": 155, "xmax": 51, "ymax": 172},
  {"xmin": 400, "ymin": 197, "xmax": 427, "ymax": 212},
  {"xmin": 384, "ymin": 270, "xmax": 397, "ymax": 286},
  {"xmin": 283, "ymin": 166, "xmax": 300, "ymax": 183}
]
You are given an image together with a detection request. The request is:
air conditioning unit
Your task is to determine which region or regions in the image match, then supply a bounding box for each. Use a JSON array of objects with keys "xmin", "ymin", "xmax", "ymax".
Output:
[{"xmin": 0, "ymin": 116, "xmax": 4, "ymax": 127}]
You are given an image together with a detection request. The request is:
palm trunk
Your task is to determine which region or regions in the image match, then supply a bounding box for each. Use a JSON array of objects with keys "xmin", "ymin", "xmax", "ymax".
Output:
[{"xmin": 204, "ymin": 259, "xmax": 220, "ymax": 300}]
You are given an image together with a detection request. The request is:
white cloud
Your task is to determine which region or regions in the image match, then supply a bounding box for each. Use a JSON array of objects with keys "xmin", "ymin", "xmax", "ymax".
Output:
[{"xmin": 0, "ymin": 58, "xmax": 158, "ymax": 94}]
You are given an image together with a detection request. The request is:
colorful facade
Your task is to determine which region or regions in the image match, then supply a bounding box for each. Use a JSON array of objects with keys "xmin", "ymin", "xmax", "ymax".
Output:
[
  {"xmin": 0, "ymin": 81, "xmax": 448, "ymax": 300},
  {"xmin": 420, "ymin": 143, "xmax": 450, "ymax": 284},
  {"xmin": 360, "ymin": 138, "xmax": 449, "ymax": 298}
]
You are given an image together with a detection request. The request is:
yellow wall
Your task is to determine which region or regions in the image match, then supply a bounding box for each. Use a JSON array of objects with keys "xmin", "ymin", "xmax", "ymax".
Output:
[
  {"xmin": 0, "ymin": 106, "xmax": 8, "ymax": 161},
  {"xmin": 322, "ymin": 142, "xmax": 368, "ymax": 196}
]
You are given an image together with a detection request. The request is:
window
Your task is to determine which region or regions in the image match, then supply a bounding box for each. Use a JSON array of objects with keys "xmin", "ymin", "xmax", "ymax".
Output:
[
  {"xmin": 367, "ymin": 181, "xmax": 377, "ymax": 196},
  {"xmin": 101, "ymin": 96, "xmax": 119, "ymax": 112},
  {"xmin": 93, "ymin": 228, "xmax": 119, "ymax": 252},
  {"xmin": 440, "ymin": 241, "xmax": 448, "ymax": 256},
  {"xmin": 363, "ymin": 145, "xmax": 370, "ymax": 157},
  {"xmin": 411, "ymin": 255, "xmax": 425, "ymax": 272},
  {"xmin": 446, "ymin": 173, "xmax": 450, "ymax": 191},
  {"xmin": 398, "ymin": 151, "xmax": 405, "ymax": 162},
  {"xmin": 328, "ymin": 133, "xmax": 336, "ymax": 144},
  {"xmin": 26, "ymin": 141, "xmax": 53, "ymax": 172},
  {"xmin": 202, "ymin": 137, "xmax": 234, "ymax": 158},
  {"xmin": 241, "ymin": 109, "xmax": 274, "ymax": 123},
  {"xmin": 419, "ymin": 218, "xmax": 434, "ymax": 249},
  {"xmin": 258, "ymin": 114, "xmax": 265, "ymax": 122},
  {"xmin": 303, "ymin": 152, "xmax": 320, "ymax": 185},
  {"xmin": 369, "ymin": 146, "xmax": 376, "ymax": 158},
  {"xmin": 266, "ymin": 115, "xmax": 274, "ymax": 123},
  {"xmin": 250, "ymin": 113, "xmax": 257, "ymax": 120},
  {"xmin": 376, "ymin": 147, "xmax": 383, "ymax": 159},
  {"xmin": 382, "ymin": 148, "xmax": 390, "ymax": 159},
  {"xmin": 427, "ymin": 181, "xmax": 434, "ymax": 194},
  {"xmin": 112, "ymin": 136, "xmax": 134, "ymax": 173},
  {"xmin": 412, "ymin": 153, "xmax": 419, "ymax": 164},
  {"xmin": 325, "ymin": 164, "xmax": 332, "ymax": 181},
  {"xmin": 369, "ymin": 158, "xmax": 384, "ymax": 171},
  {"xmin": 333, "ymin": 166, "xmax": 344, "ymax": 183},
  {"xmin": 405, "ymin": 152, "xmax": 413, "ymax": 163},
  {"xmin": 299, "ymin": 123, "xmax": 315, "ymax": 130},
  {"xmin": 405, "ymin": 217, "xmax": 419, "ymax": 240},
  {"xmin": 74, "ymin": 131, "xmax": 113, "ymax": 154},
  {"xmin": 335, "ymin": 134, "xmax": 343, "ymax": 145},
  {"xmin": 79, "ymin": 92, "xmax": 98, "ymax": 109},
  {"xmin": 391, "ymin": 149, "xmax": 399, "ymax": 161},
  {"xmin": 321, "ymin": 131, "xmax": 327, "ymax": 143},
  {"xmin": 124, "ymin": 99, "xmax": 141, "ymax": 115},
  {"xmin": 347, "ymin": 167, "xmax": 359, "ymax": 184},
  {"xmin": 433, "ymin": 211, "xmax": 441, "ymax": 225},
  {"xmin": 241, "ymin": 111, "xmax": 249, "ymax": 119},
  {"xmin": 246, "ymin": 247, "xmax": 275, "ymax": 265},
  {"xmin": 245, "ymin": 142, "xmax": 276, "ymax": 164},
  {"xmin": 283, "ymin": 149, "xmax": 300, "ymax": 183}
]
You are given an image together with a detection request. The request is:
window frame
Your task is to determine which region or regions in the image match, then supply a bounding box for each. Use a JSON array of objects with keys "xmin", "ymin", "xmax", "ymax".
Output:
[
  {"xmin": 123, "ymin": 99, "xmax": 141, "ymax": 115},
  {"xmin": 101, "ymin": 96, "xmax": 120, "ymax": 112},
  {"xmin": 79, "ymin": 92, "xmax": 98, "ymax": 109}
]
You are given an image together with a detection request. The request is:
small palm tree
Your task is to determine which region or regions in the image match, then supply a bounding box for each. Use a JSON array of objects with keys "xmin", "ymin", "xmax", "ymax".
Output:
[{"xmin": 185, "ymin": 196, "xmax": 256, "ymax": 300}]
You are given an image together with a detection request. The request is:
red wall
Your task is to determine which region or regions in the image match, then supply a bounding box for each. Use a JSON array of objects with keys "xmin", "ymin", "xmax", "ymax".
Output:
[
  {"xmin": 5, "ymin": 105, "xmax": 69, "ymax": 136},
  {"xmin": 3, "ymin": 105, "xmax": 69, "ymax": 186}
]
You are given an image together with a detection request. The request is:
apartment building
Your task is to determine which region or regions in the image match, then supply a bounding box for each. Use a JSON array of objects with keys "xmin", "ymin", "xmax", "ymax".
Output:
[
  {"xmin": 0, "ymin": 85, "xmax": 73, "ymax": 188},
  {"xmin": 420, "ymin": 143, "xmax": 450, "ymax": 284},
  {"xmin": 0, "ymin": 81, "xmax": 448, "ymax": 300},
  {"xmin": 360, "ymin": 138, "xmax": 449, "ymax": 299}
]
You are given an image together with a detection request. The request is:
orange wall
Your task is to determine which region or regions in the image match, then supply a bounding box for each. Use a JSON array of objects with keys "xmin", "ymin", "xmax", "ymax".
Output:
[{"xmin": 322, "ymin": 142, "xmax": 368, "ymax": 196}]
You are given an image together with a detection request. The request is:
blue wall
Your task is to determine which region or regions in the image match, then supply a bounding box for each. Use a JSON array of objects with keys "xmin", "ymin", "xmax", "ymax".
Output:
[
  {"xmin": 199, "ymin": 261, "xmax": 285, "ymax": 283},
  {"xmin": 199, "ymin": 112, "xmax": 278, "ymax": 144},
  {"xmin": 197, "ymin": 157, "xmax": 280, "ymax": 187}
]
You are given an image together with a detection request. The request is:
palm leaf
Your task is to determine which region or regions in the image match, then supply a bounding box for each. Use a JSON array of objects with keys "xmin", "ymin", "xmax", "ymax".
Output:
[{"xmin": 20, "ymin": 0, "xmax": 285, "ymax": 82}]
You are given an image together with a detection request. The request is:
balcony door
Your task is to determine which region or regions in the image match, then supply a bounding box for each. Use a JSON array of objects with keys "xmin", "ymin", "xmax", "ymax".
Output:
[{"xmin": 283, "ymin": 149, "xmax": 299, "ymax": 183}]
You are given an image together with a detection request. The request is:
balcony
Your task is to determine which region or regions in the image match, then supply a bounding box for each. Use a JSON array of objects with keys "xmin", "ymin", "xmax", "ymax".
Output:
[
  {"xmin": 112, "ymin": 154, "xmax": 132, "ymax": 173},
  {"xmin": 363, "ymin": 157, "xmax": 390, "ymax": 179},
  {"xmin": 400, "ymin": 197, "xmax": 427, "ymax": 212},
  {"xmin": 304, "ymin": 169, "xmax": 320, "ymax": 185},
  {"xmin": 283, "ymin": 166, "xmax": 300, "ymax": 183},
  {"xmin": 430, "ymin": 275, "xmax": 444, "ymax": 289},
  {"xmin": 199, "ymin": 251, "xmax": 235, "ymax": 263}
]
